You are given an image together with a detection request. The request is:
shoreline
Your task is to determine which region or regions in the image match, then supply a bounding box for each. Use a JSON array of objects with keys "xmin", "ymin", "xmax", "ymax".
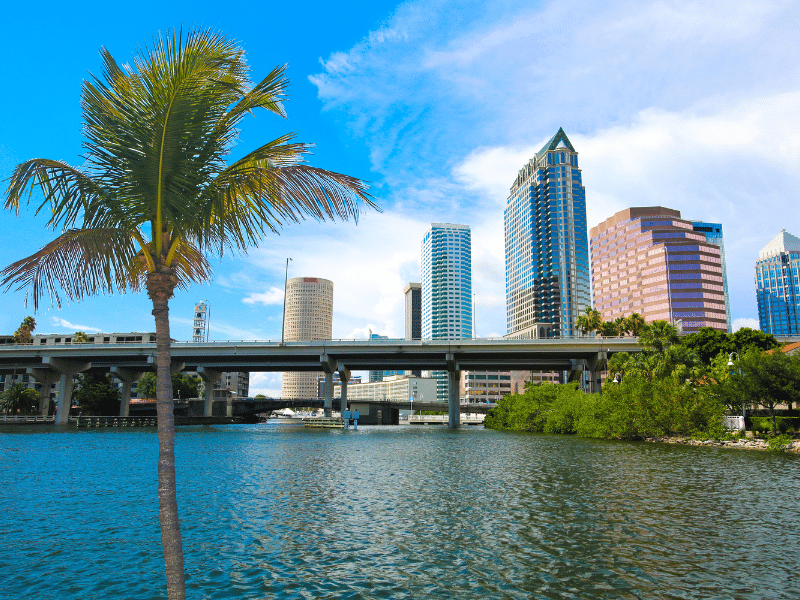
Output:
[{"xmin": 644, "ymin": 435, "xmax": 800, "ymax": 453}]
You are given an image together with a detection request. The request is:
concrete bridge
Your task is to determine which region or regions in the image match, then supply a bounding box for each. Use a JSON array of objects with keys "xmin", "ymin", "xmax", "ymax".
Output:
[{"xmin": 0, "ymin": 337, "xmax": 640, "ymax": 427}]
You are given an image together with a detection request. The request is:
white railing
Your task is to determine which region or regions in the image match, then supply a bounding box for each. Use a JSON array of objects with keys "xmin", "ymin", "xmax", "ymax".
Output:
[
  {"xmin": 1, "ymin": 414, "xmax": 55, "ymax": 423},
  {"xmin": 723, "ymin": 415, "xmax": 745, "ymax": 431}
]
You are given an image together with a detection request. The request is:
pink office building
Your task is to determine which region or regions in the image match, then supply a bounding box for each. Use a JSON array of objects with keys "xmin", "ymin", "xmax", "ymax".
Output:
[{"xmin": 590, "ymin": 207, "xmax": 727, "ymax": 334}]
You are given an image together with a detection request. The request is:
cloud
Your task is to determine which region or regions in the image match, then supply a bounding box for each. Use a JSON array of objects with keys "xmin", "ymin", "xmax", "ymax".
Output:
[
  {"xmin": 242, "ymin": 287, "xmax": 284, "ymax": 306},
  {"xmin": 733, "ymin": 318, "xmax": 760, "ymax": 332},
  {"xmin": 50, "ymin": 317, "xmax": 102, "ymax": 332},
  {"xmin": 248, "ymin": 372, "xmax": 282, "ymax": 398}
]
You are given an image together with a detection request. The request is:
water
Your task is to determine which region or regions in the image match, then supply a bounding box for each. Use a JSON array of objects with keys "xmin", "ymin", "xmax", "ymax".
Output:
[{"xmin": 1, "ymin": 424, "xmax": 798, "ymax": 600}]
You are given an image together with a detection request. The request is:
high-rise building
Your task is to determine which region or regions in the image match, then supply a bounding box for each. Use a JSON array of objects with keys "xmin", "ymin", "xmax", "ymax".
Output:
[
  {"xmin": 404, "ymin": 283, "xmax": 422, "ymax": 340},
  {"xmin": 421, "ymin": 223, "xmax": 472, "ymax": 401},
  {"xmin": 755, "ymin": 229, "xmax": 800, "ymax": 335},
  {"xmin": 404, "ymin": 282, "xmax": 422, "ymax": 377},
  {"xmin": 691, "ymin": 221, "xmax": 732, "ymax": 332},
  {"xmin": 281, "ymin": 277, "xmax": 334, "ymax": 399},
  {"xmin": 590, "ymin": 207, "xmax": 727, "ymax": 334},
  {"xmin": 505, "ymin": 128, "xmax": 590, "ymax": 338}
]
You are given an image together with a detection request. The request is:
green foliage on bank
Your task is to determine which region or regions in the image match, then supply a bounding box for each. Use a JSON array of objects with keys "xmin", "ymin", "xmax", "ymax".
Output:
[{"xmin": 484, "ymin": 378, "xmax": 726, "ymax": 440}]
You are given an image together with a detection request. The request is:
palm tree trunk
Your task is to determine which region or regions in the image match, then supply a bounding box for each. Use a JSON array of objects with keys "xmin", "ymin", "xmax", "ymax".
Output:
[{"xmin": 148, "ymin": 269, "xmax": 186, "ymax": 600}]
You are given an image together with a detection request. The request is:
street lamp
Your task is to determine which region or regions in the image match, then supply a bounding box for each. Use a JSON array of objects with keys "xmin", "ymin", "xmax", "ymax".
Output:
[{"xmin": 727, "ymin": 352, "xmax": 745, "ymax": 421}]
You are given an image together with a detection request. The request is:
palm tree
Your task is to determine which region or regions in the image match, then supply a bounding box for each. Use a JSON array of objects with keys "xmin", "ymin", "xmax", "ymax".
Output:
[
  {"xmin": 0, "ymin": 382, "xmax": 39, "ymax": 415},
  {"xmin": 13, "ymin": 316, "xmax": 36, "ymax": 343},
  {"xmin": 575, "ymin": 307, "xmax": 603, "ymax": 336},
  {"xmin": 2, "ymin": 29, "xmax": 375, "ymax": 600},
  {"xmin": 623, "ymin": 313, "xmax": 647, "ymax": 337}
]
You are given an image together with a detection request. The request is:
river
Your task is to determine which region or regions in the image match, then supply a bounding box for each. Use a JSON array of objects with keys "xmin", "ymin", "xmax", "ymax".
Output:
[{"xmin": 1, "ymin": 424, "xmax": 798, "ymax": 599}]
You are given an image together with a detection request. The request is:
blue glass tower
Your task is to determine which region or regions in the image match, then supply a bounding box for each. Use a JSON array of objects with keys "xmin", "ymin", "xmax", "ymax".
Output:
[
  {"xmin": 691, "ymin": 221, "xmax": 732, "ymax": 333},
  {"xmin": 755, "ymin": 229, "xmax": 800, "ymax": 335},
  {"xmin": 504, "ymin": 128, "xmax": 590, "ymax": 338},
  {"xmin": 421, "ymin": 223, "xmax": 472, "ymax": 400}
]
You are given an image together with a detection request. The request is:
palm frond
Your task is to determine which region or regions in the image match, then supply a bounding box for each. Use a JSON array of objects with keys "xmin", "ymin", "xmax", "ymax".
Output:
[
  {"xmin": 195, "ymin": 138, "xmax": 377, "ymax": 253},
  {"xmin": 0, "ymin": 229, "xmax": 141, "ymax": 310},
  {"xmin": 225, "ymin": 63, "xmax": 289, "ymax": 122},
  {"xmin": 5, "ymin": 159, "xmax": 107, "ymax": 228}
]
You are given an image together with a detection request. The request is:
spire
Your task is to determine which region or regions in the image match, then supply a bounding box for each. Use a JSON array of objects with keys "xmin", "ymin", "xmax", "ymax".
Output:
[{"xmin": 535, "ymin": 127, "xmax": 575, "ymax": 158}]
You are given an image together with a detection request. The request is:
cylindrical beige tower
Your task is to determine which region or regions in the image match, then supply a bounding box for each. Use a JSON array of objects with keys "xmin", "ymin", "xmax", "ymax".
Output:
[{"xmin": 281, "ymin": 277, "xmax": 333, "ymax": 399}]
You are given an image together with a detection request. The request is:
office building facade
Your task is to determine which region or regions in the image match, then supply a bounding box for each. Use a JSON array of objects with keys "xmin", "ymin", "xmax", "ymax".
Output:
[
  {"xmin": 755, "ymin": 229, "xmax": 800, "ymax": 335},
  {"xmin": 590, "ymin": 207, "xmax": 727, "ymax": 334},
  {"xmin": 691, "ymin": 222, "xmax": 732, "ymax": 332},
  {"xmin": 421, "ymin": 223, "xmax": 472, "ymax": 401},
  {"xmin": 281, "ymin": 277, "xmax": 334, "ymax": 399},
  {"xmin": 505, "ymin": 128, "xmax": 591, "ymax": 338},
  {"xmin": 404, "ymin": 283, "xmax": 422, "ymax": 340}
]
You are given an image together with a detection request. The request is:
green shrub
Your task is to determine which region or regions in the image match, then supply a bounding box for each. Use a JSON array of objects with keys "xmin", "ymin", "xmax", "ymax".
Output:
[{"xmin": 766, "ymin": 434, "xmax": 793, "ymax": 453}]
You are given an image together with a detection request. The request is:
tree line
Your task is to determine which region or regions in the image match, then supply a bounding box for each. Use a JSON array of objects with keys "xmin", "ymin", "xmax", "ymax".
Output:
[{"xmin": 486, "ymin": 320, "xmax": 800, "ymax": 438}]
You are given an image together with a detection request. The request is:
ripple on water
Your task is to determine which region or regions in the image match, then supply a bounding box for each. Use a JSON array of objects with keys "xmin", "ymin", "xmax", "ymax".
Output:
[{"xmin": 1, "ymin": 425, "xmax": 799, "ymax": 599}]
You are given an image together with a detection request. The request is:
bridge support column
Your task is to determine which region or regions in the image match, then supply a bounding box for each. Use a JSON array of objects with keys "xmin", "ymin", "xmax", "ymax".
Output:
[
  {"xmin": 587, "ymin": 351, "xmax": 607, "ymax": 394},
  {"xmin": 337, "ymin": 362, "xmax": 350, "ymax": 416},
  {"xmin": 42, "ymin": 357, "xmax": 91, "ymax": 424},
  {"xmin": 323, "ymin": 372, "xmax": 333, "ymax": 417},
  {"xmin": 110, "ymin": 367, "xmax": 143, "ymax": 417},
  {"xmin": 448, "ymin": 370, "xmax": 461, "ymax": 429},
  {"xmin": 197, "ymin": 367, "xmax": 221, "ymax": 417},
  {"xmin": 27, "ymin": 368, "xmax": 59, "ymax": 416}
]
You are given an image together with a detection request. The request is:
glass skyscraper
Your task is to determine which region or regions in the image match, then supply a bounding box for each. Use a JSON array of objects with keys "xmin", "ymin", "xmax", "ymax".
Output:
[
  {"xmin": 421, "ymin": 223, "xmax": 472, "ymax": 400},
  {"xmin": 504, "ymin": 128, "xmax": 590, "ymax": 338},
  {"xmin": 755, "ymin": 229, "xmax": 800, "ymax": 335},
  {"xmin": 691, "ymin": 221, "xmax": 732, "ymax": 332}
]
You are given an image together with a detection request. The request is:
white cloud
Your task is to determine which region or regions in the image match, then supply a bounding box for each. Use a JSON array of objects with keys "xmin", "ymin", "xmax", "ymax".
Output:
[
  {"xmin": 248, "ymin": 372, "xmax": 282, "ymax": 398},
  {"xmin": 242, "ymin": 286, "xmax": 284, "ymax": 306},
  {"xmin": 733, "ymin": 318, "xmax": 760, "ymax": 332},
  {"xmin": 50, "ymin": 317, "xmax": 102, "ymax": 332}
]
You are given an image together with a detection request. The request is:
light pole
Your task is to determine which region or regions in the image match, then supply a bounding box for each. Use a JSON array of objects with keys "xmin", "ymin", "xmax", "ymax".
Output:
[
  {"xmin": 727, "ymin": 352, "xmax": 745, "ymax": 421},
  {"xmin": 280, "ymin": 257, "xmax": 292, "ymax": 345}
]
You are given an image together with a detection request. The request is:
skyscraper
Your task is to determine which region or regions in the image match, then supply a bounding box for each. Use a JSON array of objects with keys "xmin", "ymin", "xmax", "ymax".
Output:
[
  {"xmin": 755, "ymin": 229, "xmax": 800, "ymax": 335},
  {"xmin": 505, "ymin": 128, "xmax": 590, "ymax": 338},
  {"xmin": 421, "ymin": 223, "xmax": 472, "ymax": 401},
  {"xmin": 691, "ymin": 221, "xmax": 732, "ymax": 332},
  {"xmin": 590, "ymin": 207, "xmax": 728, "ymax": 334},
  {"xmin": 281, "ymin": 277, "xmax": 333, "ymax": 398},
  {"xmin": 404, "ymin": 282, "xmax": 422, "ymax": 340},
  {"xmin": 404, "ymin": 282, "xmax": 422, "ymax": 377}
]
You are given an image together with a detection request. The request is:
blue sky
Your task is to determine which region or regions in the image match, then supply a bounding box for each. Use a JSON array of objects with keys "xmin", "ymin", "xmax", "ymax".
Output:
[{"xmin": 2, "ymin": 0, "xmax": 799, "ymax": 395}]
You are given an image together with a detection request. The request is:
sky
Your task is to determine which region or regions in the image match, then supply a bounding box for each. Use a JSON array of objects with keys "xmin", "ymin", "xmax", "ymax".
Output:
[{"xmin": 1, "ymin": 0, "xmax": 799, "ymax": 396}]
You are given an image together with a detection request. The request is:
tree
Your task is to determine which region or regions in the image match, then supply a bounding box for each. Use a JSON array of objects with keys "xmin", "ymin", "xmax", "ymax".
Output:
[
  {"xmin": 0, "ymin": 382, "xmax": 39, "ymax": 415},
  {"xmin": 138, "ymin": 372, "xmax": 201, "ymax": 400},
  {"xmin": 73, "ymin": 371, "xmax": 121, "ymax": 415},
  {"xmin": 599, "ymin": 321, "xmax": 619, "ymax": 337},
  {"xmin": 639, "ymin": 320, "xmax": 679, "ymax": 353},
  {"xmin": 576, "ymin": 307, "xmax": 603, "ymax": 336},
  {"xmin": 731, "ymin": 327, "xmax": 779, "ymax": 354},
  {"xmin": 731, "ymin": 349, "xmax": 800, "ymax": 435},
  {"xmin": 13, "ymin": 316, "xmax": 36, "ymax": 344},
  {"xmin": 681, "ymin": 327, "xmax": 733, "ymax": 364},
  {"xmin": 1, "ymin": 29, "xmax": 374, "ymax": 600},
  {"xmin": 623, "ymin": 313, "xmax": 647, "ymax": 336},
  {"xmin": 73, "ymin": 331, "xmax": 89, "ymax": 343}
]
